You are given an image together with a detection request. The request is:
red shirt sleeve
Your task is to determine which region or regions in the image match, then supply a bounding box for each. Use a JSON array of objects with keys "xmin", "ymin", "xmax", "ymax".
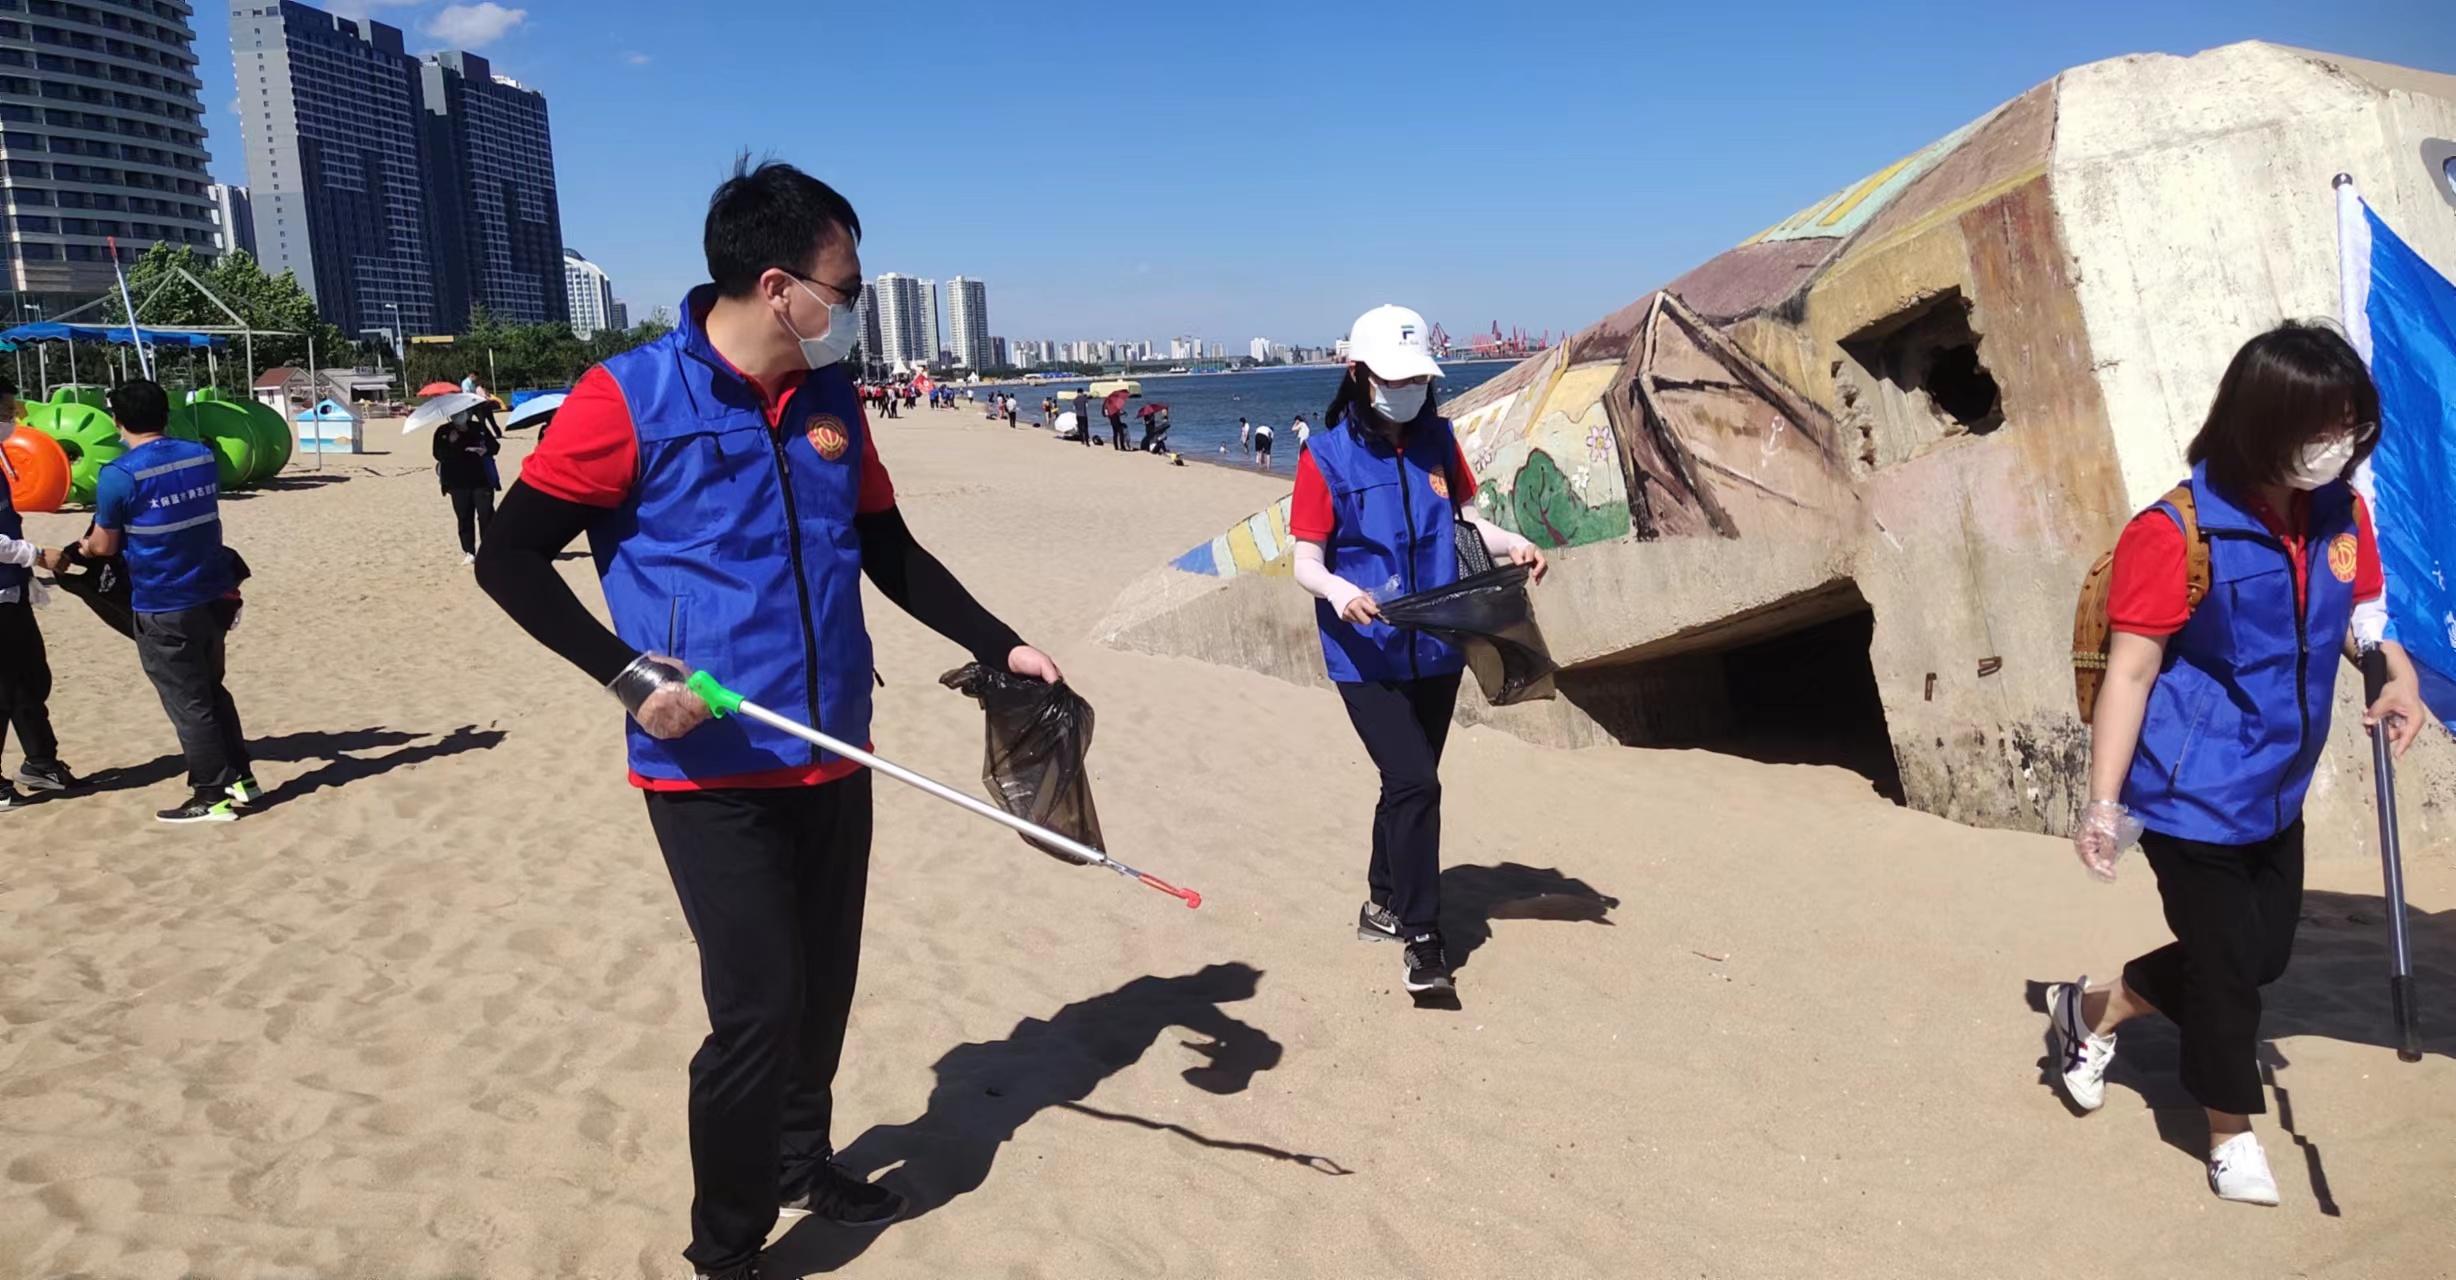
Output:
[
  {"xmin": 1290, "ymin": 449, "xmax": 1334, "ymax": 542},
  {"xmin": 1448, "ymin": 440, "xmax": 1479, "ymax": 506},
  {"xmin": 2107, "ymin": 508, "xmax": 2191, "ymax": 637},
  {"xmin": 2353, "ymin": 493, "xmax": 2384, "ymax": 604},
  {"xmin": 518, "ymin": 365, "xmax": 636, "ymax": 508},
  {"xmin": 857, "ymin": 406, "xmax": 895, "ymax": 515}
]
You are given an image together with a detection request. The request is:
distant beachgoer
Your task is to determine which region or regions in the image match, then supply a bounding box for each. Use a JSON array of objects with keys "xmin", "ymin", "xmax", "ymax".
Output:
[
  {"xmin": 1004, "ymin": 395, "xmax": 1019, "ymax": 429},
  {"xmin": 1292, "ymin": 414, "xmax": 1312, "ymax": 451},
  {"xmin": 2052, "ymin": 323, "xmax": 2426, "ymax": 1207},
  {"xmin": 1072, "ymin": 391, "xmax": 1092, "ymax": 447},
  {"xmin": 1288, "ymin": 304, "xmax": 1546, "ymax": 999},
  {"xmin": 433, "ymin": 413, "xmax": 501, "ymax": 564},
  {"xmin": 1251, "ymin": 419, "xmax": 1273, "ymax": 470},
  {"xmin": 1238, "ymin": 417, "xmax": 1252, "ymax": 454},
  {"xmin": 1042, "ymin": 396, "xmax": 1057, "ymax": 429}
]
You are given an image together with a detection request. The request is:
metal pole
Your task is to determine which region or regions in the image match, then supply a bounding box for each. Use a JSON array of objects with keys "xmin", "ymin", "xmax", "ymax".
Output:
[
  {"xmin": 307, "ymin": 330, "xmax": 321, "ymax": 471},
  {"xmin": 68, "ymin": 340, "xmax": 76, "ymax": 388},
  {"xmin": 2361, "ymin": 649, "xmax": 2423, "ymax": 1061}
]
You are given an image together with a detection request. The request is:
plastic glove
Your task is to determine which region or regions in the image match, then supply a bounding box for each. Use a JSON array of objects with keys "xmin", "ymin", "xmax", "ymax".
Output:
[{"xmin": 2073, "ymin": 800, "xmax": 2144, "ymax": 882}]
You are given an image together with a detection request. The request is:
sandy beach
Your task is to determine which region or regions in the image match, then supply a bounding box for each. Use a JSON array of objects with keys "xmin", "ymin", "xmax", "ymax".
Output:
[{"xmin": 2, "ymin": 406, "xmax": 2450, "ymax": 1279}]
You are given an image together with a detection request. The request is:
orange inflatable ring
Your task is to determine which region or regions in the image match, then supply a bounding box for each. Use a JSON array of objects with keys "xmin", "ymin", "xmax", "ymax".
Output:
[{"xmin": 2, "ymin": 424, "xmax": 71, "ymax": 513}]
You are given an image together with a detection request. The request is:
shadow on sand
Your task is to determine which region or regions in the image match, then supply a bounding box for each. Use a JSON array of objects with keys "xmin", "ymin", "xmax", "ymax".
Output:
[
  {"xmin": 764, "ymin": 963, "xmax": 1338, "ymax": 1276},
  {"xmin": 74, "ymin": 724, "xmax": 506, "ymax": 808}
]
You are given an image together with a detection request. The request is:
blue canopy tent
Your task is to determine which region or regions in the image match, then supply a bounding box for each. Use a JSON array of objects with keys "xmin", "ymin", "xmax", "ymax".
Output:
[
  {"xmin": 0, "ymin": 321, "xmax": 227, "ymax": 347},
  {"xmin": 0, "ymin": 320, "xmax": 231, "ymax": 396}
]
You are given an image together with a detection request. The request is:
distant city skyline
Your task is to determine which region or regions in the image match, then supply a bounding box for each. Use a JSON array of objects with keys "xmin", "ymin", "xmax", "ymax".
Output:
[{"xmin": 170, "ymin": 3, "xmax": 2451, "ymax": 343}]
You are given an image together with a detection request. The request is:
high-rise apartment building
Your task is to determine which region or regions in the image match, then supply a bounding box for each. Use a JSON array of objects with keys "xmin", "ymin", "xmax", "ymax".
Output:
[
  {"xmin": 208, "ymin": 182, "xmax": 255, "ymax": 257},
  {"xmin": 1249, "ymin": 337, "xmax": 1272, "ymax": 362},
  {"xmin": 608, "ymin": 298, "xmax": 627, "ymax": 331},
  {"xmin": 856, "ymin": 282, "xmax": 881, "ymax": 362},
  {"xmin": 0, "ymin": 0, "xmax": 218, "ymax": 299},
  {"xmin": 944, "ymin": 276, "xmax": 988, "ymax": 368},
  {"xmin": 235, "ymin": 0, "xmax": 567, "ymax": 337},
  {"xmin": 989, "ymin": 336, "xmax": 1007, "ymax": 368},
  {"xmin": 420, "ymin": 50, "xmax": 563, "ymax": 327},
  {"xmin": 917, "ymin": 277, "xmax": 939, "ymax": 366},
  {"xmin": 233, "ymin": 1, "xmax": 436, "ymax": 336},
  {"xmin": 563, "ymin": 247, "xmax": 612, "ymax": 338},
  {"xmin": 871, "ymin": 272, "xmax": 928, "ymax": 368}
]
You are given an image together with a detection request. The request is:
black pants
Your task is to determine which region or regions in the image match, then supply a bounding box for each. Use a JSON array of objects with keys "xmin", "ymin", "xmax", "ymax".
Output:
[
  {"xmin": 1109, "ymin": 416, "xmax": 1128, "ymax": 450},
  {"xmin": 449, "ymin": 487, "xmax": 495, "ymax": 555},
  {"xmin": 1336, "ymin": 671, "xmax": 1463, "ymax": 935},
  {"xmin": 2121, "ymin": 820, "xmax": 2305, "ymax": 1115},
  {"xmin": 132, "ymin": 605, "xmax": 250, "ymax": 793},
  {"xmin": 0, "ymin": 598, "xmax": 60, "ymax": 767},
  {"xmin": 645, "ymin": 774, "xmax": 874, "ymax": 1273}
]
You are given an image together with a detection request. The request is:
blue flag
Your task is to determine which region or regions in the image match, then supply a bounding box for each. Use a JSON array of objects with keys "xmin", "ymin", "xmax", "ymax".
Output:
[{"xmin": 2343, "ymin": 191, "xmax": 2456, "ymax": 723}]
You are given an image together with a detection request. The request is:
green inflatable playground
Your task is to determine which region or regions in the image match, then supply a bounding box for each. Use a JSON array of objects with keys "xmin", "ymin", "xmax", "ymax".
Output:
[{"xmin": 22, "ymin": 385, "xmax": 293, "ymax": 506}]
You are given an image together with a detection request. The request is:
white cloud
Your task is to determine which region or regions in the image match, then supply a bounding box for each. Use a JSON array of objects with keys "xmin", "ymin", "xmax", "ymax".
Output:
[
  {"xmin": 624, "ymin": 51, "xmax": 652, "ymax": 66},
  {"xmin": 425, "ymin": 3, "xmax": 526, "ymax": 50}
]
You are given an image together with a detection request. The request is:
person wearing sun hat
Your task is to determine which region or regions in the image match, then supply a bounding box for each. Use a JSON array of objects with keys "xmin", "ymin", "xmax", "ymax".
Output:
[{"xmin": 1287, "ymin": 304, "xmax": 1549, "ymax": 999}]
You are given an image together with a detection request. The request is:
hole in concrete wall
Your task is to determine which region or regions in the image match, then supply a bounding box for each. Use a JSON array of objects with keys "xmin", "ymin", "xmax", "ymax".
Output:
[
  {"xmin": 1557, "ymin": 583, "xmax": 1903, "ymax": 800},
  {"xmin": 1837, "ymin": 290, "xmax": 2003, "ymax": 462}
]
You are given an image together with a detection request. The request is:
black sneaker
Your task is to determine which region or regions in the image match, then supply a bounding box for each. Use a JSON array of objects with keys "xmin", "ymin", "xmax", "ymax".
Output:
[
  {"xmin": 156, "ymin": 794, "xmax": 237, "ymax": 824},
  {"xmin": 225, "ymin": 776, "xmax": 264, "ymax": 808},
  {"xmin": 0, "ymin": 781, "xmax": 22, "ymax": 811},
  {"xmin": 782, "ymin": 1162, "xmax": 906, "ymax": 1228},
  {"xmin": 1356, "ymin": 900, "xmax": 1401, "ymax": 943},
  {"xmin": 693, "ymin": 1263, "xmax": 760, "ymax": 1280},
  {"xmin": 15, "ymin": 760, "xmax": 81, "ymax": 793},
  {"xmin": 1402, "ymin": 933, "xmax": 1455, "ymax": 995}
]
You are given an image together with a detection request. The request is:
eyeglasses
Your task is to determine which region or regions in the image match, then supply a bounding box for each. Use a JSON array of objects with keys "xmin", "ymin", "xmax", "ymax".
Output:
[{"xmin": 785, "ymin": 269, "xmax": 863, "ymax": 307}]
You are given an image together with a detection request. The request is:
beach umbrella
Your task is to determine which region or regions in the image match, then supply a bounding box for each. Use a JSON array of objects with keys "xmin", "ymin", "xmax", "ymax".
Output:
[
  {"xmin": 1102, "ymin": 388, "xmax": 1131, "ymax": 417},
  {"xmin": 682, "ymin": 666, "xmax": 1200, "ymax": 909},
  {"xmin": 503, "ymin": 393, "xmax": 566, "ymax": 431},
  {"xmin": 1137, "ymin": 401, "xmax": 1171, "ymax": 420},
  {"xmin": 403, "ymin": 391, "xmax": 486, "ymax": 434},
  {"xmin": 416, "ymin": 380, "xmax": 461, "ymax": 396}
]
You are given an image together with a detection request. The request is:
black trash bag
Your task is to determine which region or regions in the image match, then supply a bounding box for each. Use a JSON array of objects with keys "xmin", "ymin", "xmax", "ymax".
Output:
[
  {"xmin": 1378, "ymin": 563, "xmax": 1560, "ymax": 706},
  {"xmin": 48, "ymin": 543, "xmax": 134, "ymax": 639},
  {"xmin": 939, "ymin": 663, "xmax": 1106, "ymax": 864}
]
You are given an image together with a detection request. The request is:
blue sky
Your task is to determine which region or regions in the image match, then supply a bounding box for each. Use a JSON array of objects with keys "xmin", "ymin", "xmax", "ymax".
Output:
[{"xmin": 194, "ymin": 1, "xmax": 2453, "ymax": 344}]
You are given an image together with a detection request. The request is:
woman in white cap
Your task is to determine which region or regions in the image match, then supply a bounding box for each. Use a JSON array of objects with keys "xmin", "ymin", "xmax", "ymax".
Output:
[{"xmin": 1288, "ymin": 304, "xmax": 1547, "ymax": 999}]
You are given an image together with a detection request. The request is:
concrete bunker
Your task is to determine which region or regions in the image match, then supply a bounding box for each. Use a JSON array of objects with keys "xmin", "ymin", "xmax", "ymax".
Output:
[{"xmin": 1556, "ymin": 581, "xmax": 1903, "ymax": 798}]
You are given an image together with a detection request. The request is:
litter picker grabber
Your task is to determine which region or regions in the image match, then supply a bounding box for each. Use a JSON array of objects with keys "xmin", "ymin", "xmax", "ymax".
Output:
[
  {"xmin": 2361, "ymin": 647, "xmax": 2422, "ymax": 1063},
  {"xmin": 684, "ymin": 671, "xmax": 1201, "ymax": 909}
]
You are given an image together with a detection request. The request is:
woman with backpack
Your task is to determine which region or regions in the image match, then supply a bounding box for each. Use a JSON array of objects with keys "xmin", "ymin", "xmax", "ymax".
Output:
[
  {"xmin": 1288, "ymin": 304, "xmax": 1547, "ymax": 999},
  {"xmin": 2051, "ymin": 322, "xmax": 2427, "ymax": 1204}
]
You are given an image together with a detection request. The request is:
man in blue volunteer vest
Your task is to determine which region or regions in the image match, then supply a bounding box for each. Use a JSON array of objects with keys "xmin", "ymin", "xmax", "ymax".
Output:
[
  {"xmin": 0, "ymin": 373, "xmax": 84, "ymax": 808},
  {"xmin": 476, "ymin": 159, "xmax": 1061, "ymax": 1280},
  {"xmin": 57, "ymin": 380, "xmax": 255, "ymax": 824}
]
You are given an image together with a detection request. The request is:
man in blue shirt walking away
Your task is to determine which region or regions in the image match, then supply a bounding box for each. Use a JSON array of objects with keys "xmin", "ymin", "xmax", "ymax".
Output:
[{"xmin": 56, "ymin": 381, "xmax": 256, "ymax": 823}]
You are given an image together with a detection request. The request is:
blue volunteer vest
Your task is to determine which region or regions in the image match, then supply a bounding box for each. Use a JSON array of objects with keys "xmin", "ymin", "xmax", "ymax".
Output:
[
  {"xmin": 0, "ymin": 454, "xmax": 25, "ymax": 596},
  {"xmin": 591, "ymin": 287, "xmax": 874, "ymax": 782},
  {"xmin": 2122, "ymin": 464, "xmax": 2360, "ymax": 845},
  {"xmin": 1309, "ymin": 412, "xmax": 1465, "ymax": 684},
  {"xmin": 104, "ymin": 437, "xmax": 230, "ymax": 614}
]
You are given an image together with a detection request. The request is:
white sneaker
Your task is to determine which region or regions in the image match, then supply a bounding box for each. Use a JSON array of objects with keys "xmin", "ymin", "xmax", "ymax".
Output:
[
  {"xmin": 2208, "ymin": 1132, "xmax": 2280, "ymax": 1206},
  {"xmin": 2047, "ymin": 977, "xmax": 2117, "ymax": 1111},
  {"xmin": 462, "ymin": 552, "xmax": 477, "ymax": 566}
]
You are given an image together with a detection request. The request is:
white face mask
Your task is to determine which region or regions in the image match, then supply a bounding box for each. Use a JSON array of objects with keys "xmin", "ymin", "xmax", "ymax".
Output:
[
  {"xmin": 785, "ymin": 282, "xmax": 861, "ymax": 371},
  {"xmin": 2284, "ymin": 434, "xmax": 2355, "ymax": 490},
  {"xmin": 1369, "ymin": 377, "xmax": 1428, "ymax": 424}
]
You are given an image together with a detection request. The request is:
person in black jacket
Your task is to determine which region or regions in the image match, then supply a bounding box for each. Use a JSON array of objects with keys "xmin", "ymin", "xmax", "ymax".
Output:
[{"xmin": 433, "ymin": 413, "xmax": 501, "ymax": 565}]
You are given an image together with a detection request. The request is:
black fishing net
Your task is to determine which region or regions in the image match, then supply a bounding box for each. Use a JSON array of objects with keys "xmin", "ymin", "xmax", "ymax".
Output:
[
  {"xmin": 1378, "ymin": 558, "xmax": 1559, "ymax": 707},
  {"xmin": 940, "ymin": 663, "xmax": 1106, "ymax": 863}
]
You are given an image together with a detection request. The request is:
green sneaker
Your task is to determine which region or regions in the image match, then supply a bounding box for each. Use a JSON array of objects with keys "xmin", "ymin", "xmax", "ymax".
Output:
[
  {"xmin": 158, "ymin": 795, "xmax": 237, "ymax": 824},
  {"xmin": 225, "ymin": 777, "xmax": 263, "ymax": 808}
]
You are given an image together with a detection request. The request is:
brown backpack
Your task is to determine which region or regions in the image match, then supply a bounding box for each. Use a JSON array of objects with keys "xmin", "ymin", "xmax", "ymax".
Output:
[{"xmin": 2073, "ymin": 484, "xmax": 2211, "ymax": 723}]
